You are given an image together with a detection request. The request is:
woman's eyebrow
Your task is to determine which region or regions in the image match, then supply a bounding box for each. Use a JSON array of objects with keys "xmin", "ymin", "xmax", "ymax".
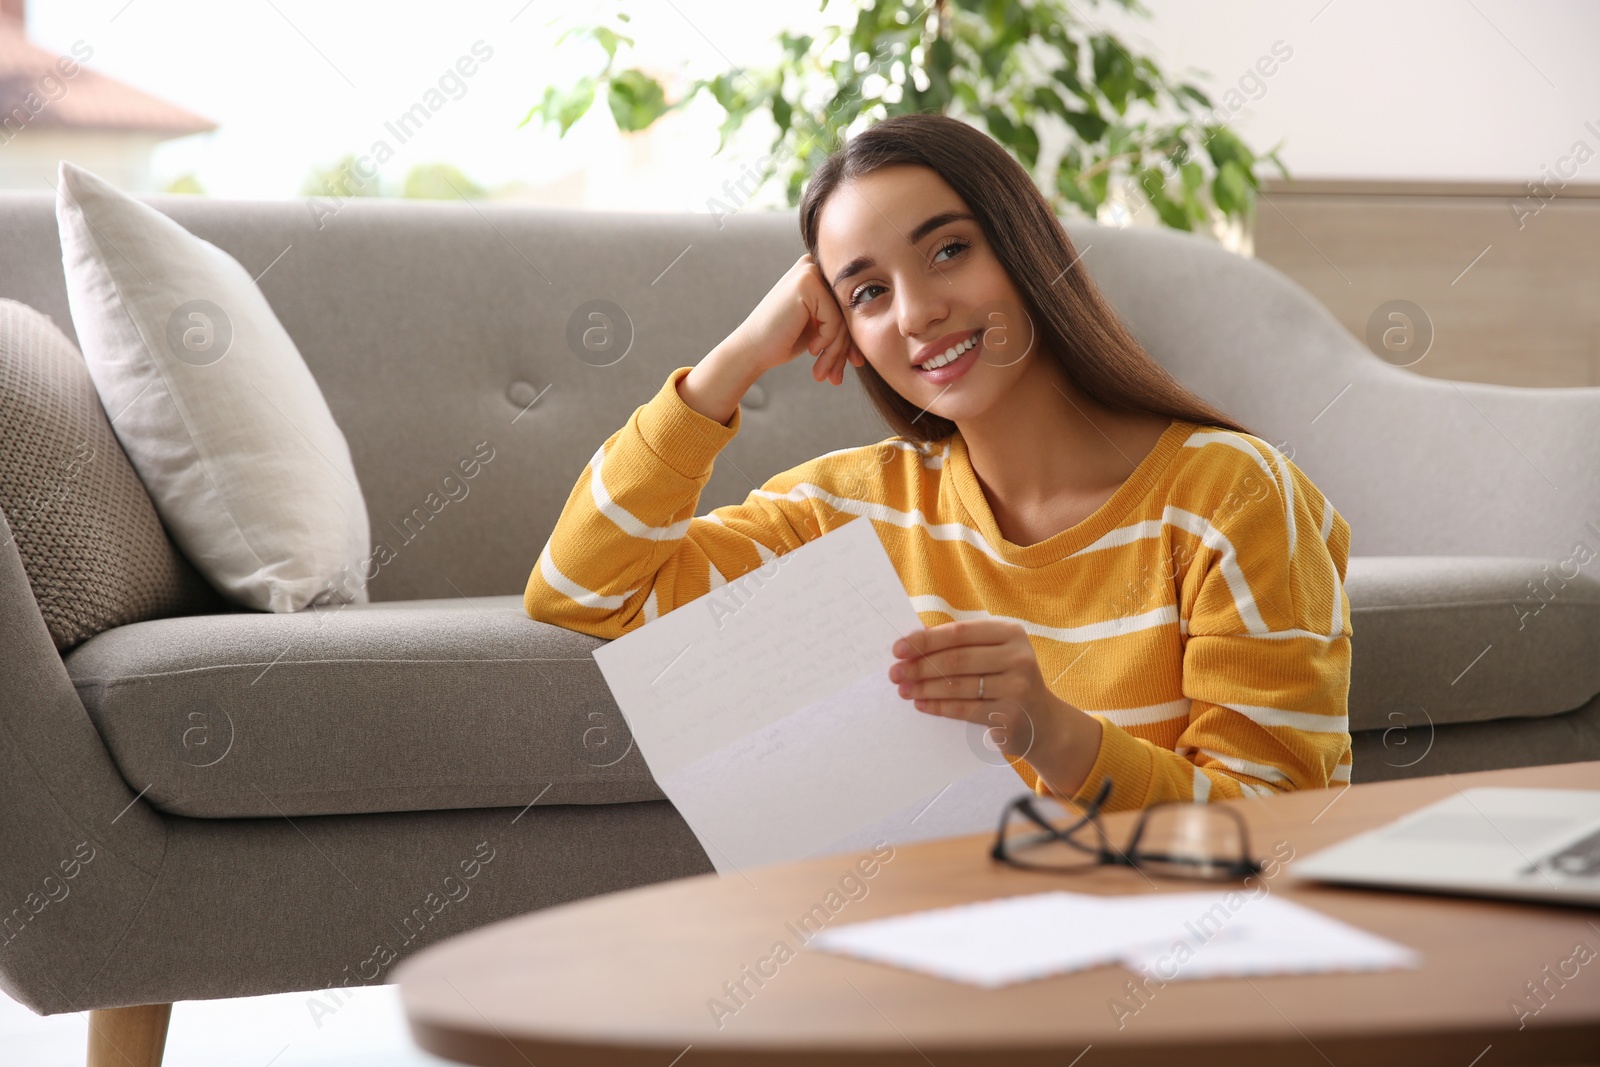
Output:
[{"xmin": 829, "ymin": 210, "xmax": 977, "ymax": 293}]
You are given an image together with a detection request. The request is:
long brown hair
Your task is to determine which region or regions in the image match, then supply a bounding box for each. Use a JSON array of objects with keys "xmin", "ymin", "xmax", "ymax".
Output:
[{"xmin": 798, "ymin": 112, "xmax": 1254, "ymax": 442}]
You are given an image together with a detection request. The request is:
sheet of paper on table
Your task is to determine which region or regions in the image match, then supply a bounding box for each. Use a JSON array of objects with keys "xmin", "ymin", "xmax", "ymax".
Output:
[
  {"xmin": 809, "ymin": 889, "xmax": 1420, "ymax": 987},
  {"xmin": 591, "ymin": 517, "xmax": 1023, "ymax": 876}
]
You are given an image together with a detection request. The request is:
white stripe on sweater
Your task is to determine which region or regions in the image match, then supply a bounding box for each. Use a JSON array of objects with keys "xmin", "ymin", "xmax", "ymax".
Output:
[
  {"xmin": 753, "ymin": 484, "xmax": 1020, "ymax": 567},
  {"xmin": 1184, "ymin": 429, "xmax": 1297, "ymax": 563},
  {"xmin": 1203, "ymin": 628, "xmax": 1344, "ymax": 643},
  {"xmin": 538, "ymin": 544, "xmax": 632, "ymax": 610},
  {"xmin": 910, "ymin": 595, "xmax": 1179, "ymax": 644},
  {"xmin": 1091, "ymin": 697, "xmax": 1192, "ymax": 728},
  {"xmin": 1195, "ymin": 748, "xmax": 1291, "ymax": 784},
  {"xmin": 589, "ymin": 445, "xmax": 691, "ymax": 541},
  {"xmin": 1163, "ymin": 507, "xmax": 1269, "ymax": 632},
  {"xmin": 1065, "ymin": 517, "xmax": 1165, "ymax": 557},
  {"xmin": 1320, "ymin": 496, "xmax": 1343, "ymax": 637},
  {"xmin": 1066, "ymin": 507, "xmax": 1266, "ymax": 633},
  {"xmin": 697, "ymin": 513, "xmax": 779, "ymax": 562},
  {"xmin": 1183, "ymin": 430, "xmax": 1276, "ymax": 487},
  {"xmin": 1221, "ymin": 702, "xmax": 1349, "ymax": 734}
]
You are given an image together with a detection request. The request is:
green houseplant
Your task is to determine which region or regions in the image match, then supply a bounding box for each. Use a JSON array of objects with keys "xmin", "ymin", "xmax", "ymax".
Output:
[{"xmin": 524, "ymin": 0, "xmax": 1287, "ymax": 243}]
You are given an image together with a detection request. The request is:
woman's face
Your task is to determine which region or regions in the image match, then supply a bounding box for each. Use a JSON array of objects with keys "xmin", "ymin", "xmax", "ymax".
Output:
[{"xmin": 814, "ymin": 163, "xmax": 1044, "ymax": 426}]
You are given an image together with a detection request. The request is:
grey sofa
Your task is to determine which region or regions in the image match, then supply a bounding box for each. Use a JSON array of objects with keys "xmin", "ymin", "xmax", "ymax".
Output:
[{"xmin": 2, "ymin": 192, "xmax": 1598, "ymax": 1052}]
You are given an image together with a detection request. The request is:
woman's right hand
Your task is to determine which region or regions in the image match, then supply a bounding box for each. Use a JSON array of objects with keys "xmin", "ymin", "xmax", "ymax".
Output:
[
  {"xmin": 735, "ymin": 252, "xmax": 865, "ymax": 385},
  {"xmin": 678, "ymin": 254, "xmax": 864, "ymax": 424}
]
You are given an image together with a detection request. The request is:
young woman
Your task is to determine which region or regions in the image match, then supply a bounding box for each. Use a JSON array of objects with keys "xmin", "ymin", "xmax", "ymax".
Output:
[{"xmin": 526, "ymin": 113, "xmax": 1352, "ymax": 812}]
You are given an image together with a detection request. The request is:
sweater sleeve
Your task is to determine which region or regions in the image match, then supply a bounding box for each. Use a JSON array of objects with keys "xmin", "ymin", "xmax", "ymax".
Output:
[
  {"xmin": 524, "ymin": 366, "xmax": 822, "ymax": 639},
  {"xmin": 1059, "ymin": 445, "xmax": 1354, "ymax": 812}
]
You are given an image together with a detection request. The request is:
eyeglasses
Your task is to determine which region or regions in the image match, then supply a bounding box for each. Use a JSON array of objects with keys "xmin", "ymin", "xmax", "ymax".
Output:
[{"xmin": 991, "ymin": 777, "xmax": 1263, "ymax": 882}]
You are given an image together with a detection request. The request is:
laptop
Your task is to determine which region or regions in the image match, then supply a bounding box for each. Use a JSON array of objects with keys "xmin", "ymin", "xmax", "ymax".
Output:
[{"xmin": 1289, "ymin": 788, "xmax": 1600, "ymax": 906}]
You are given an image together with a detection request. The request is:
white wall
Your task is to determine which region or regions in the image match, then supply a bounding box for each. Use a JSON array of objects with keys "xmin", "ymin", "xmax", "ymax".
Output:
[
  {"xmin": 0, "ymin": 129, "xmax": 160, "ymax": 191},
  {"xmin": 1096, "ymin": 0, "xmax": 1600, "ymax": 184}
]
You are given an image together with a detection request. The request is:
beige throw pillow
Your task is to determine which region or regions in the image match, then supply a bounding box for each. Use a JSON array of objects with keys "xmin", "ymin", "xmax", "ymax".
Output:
[{"xmin": 54, "ymin": 161, "xmax": 371, "ymax": 612}]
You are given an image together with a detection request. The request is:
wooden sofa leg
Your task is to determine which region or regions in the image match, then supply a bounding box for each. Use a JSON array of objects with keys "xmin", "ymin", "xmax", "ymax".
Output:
[{"xmin": 86, "ymin": 1004, "xmax": 172, "ymax": 1067}]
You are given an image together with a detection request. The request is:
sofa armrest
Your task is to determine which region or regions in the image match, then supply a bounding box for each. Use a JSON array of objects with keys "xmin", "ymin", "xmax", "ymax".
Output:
[
  {"xmin": 0, "ymin": 510, "xmax": 166, "ymax": 1014},
  {"xmin": 1065, "ymin": 220, "xmax": 1600, "ymax": 560}
]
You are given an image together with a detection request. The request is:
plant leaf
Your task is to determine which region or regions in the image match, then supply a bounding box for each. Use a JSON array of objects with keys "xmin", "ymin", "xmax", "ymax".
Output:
[
  {"xmin": 772, "ymin": 89, "xmax": 792, "ymax": 136},
  {"xmin": 1060, "ymin": 107, "xmax": 1108, "ymax": 143},
  {"xmin": 554, "ymin": 77, "xmax": 596, "ymax": 135},
  {"xmin": 607, "ymin": 69, "xmax": 669, "ymax": 132}
]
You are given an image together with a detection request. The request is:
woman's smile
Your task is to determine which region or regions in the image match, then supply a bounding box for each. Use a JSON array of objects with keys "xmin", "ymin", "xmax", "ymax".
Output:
[{"xmin": 911, "ymin": 326, "xmax": 984, "ymax": 384}]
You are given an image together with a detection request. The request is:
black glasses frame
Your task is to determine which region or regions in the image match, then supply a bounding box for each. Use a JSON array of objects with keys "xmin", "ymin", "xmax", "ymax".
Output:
[{"xmin": 990, "ymin": 776, "xmax": 1264, "ymax": 881}]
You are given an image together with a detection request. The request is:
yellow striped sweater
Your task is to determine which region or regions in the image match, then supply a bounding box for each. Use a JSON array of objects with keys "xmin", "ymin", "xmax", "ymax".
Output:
[{"xmin": 525, "ymin": 366, "xmax": 1354, "ymax": 811}]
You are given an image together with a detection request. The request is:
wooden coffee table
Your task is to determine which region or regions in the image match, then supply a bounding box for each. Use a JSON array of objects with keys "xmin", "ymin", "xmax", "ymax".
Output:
[{"xmin": 397, "ymin": 762, "xmax": 1600, "ymax": 1066}]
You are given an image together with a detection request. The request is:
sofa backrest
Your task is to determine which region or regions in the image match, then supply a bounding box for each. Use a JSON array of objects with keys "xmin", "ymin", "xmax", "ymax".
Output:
[
  {"xmin": 1082, "ymin": 223, "xmax": 1600, "ymax": 567},
  {"xmin": 2, "ymin": 191, "xmax": 1597, "ymax": 602}
]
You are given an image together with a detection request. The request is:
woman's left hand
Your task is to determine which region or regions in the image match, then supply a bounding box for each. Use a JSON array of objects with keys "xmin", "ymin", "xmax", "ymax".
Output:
[{"xmin": 887, "ymin": 619, "xmax": 1102, "ymax": 793}]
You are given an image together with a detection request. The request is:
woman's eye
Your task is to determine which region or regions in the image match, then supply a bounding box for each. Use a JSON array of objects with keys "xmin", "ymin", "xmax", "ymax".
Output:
[
  {"xmin": 848, "ymin": 283, "xmax": 884, "ymax": 309},
  {"xmin": 848, "ymin": 240, "xmax": 966, "ymax": 309}
]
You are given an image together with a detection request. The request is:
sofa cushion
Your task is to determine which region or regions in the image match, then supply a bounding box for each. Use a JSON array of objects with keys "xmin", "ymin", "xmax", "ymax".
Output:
[
  {"xmin": 0, "ymin": 298, "xmax": 225, "ymax": 651},
  {"xmin": 63, "ymin": 556, "xmax": 1600, "ymax": 820},
  {"xmin": 65, "ymin": 595, "xmax": 655, "ymax": 818},
  {"xmin": 55, "ymin": 162, "xmax": 372, "ymax": 613},
  {"xmin": 1346, "ymin": 555, "xmax": 1600, "ymax": 732}
]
